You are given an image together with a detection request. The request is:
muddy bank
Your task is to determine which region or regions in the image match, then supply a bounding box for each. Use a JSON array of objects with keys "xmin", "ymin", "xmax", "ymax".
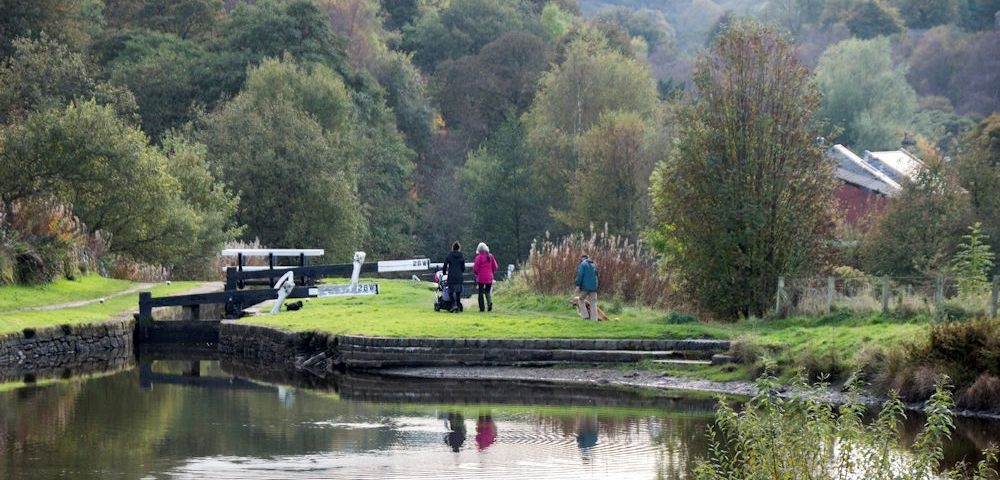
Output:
[{"xmin": 377, "ymin": 366, "xmax": 890, "ymax": 410}]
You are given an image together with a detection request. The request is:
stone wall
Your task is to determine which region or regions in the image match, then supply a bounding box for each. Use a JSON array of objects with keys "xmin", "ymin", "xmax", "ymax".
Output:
[
  {"xmin": 0, "ymin": 318, "xmax": 134, "ymax": 382},
  {"xmin": 217, "ymin": 322, "xmax": 335, "ymax": 372},
  {"xmin": 217, "ymin": 323, "xmax": 731, "ymax": 372}
]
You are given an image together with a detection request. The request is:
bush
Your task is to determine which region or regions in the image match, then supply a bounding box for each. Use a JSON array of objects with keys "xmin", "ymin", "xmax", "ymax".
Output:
[
  {"xmin": 0, "ymin": 197, "xmax": 111, "ymax": 285},
  {"xmin": 926, "ymin": 318, "xmax": 1000, "ymax": 382},
  {"xmin": 796, "ymin": 347, "xmax": 845, "ymax": 383},
  {"xmin": 958, "ymin": 374, "xmax": 1000, "ymax": 414}
]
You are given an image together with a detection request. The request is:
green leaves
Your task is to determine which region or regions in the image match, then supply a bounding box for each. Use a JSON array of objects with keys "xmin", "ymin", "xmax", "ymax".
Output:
[{"xmin": 652, "ymin": 19, "xmax": 833, "ymax": 319}]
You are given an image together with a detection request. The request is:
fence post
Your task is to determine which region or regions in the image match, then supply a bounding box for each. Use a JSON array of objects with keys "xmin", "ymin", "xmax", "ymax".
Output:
[
  {"xmin": 991, "ymin": 276, "xmax": 999, "ymax": 319},
  {"xmin": 881, "ymin": 276, "xmax": 890, "ymax": 314},
  {"xmin": 934, "ymin": 276, "xmax": 944, "ymax": 312},
  {"xmin": 776, "ymin": 276, "xmax": 785, "ymax": 314},
  {"xmin": 827, "ymin": 276, "xmax": 835, "ymax": 314}
]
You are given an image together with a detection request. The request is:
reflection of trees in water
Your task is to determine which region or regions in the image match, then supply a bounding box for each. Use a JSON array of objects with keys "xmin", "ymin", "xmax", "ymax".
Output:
[{"xmin": 0, "ymin": 380, "xmax": 82, "ymax": 462}]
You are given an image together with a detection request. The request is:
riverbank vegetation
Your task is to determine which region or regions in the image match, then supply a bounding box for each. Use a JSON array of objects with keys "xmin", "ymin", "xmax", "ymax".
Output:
[{"xmin": 696, "ymin": 373, "xmax": 1000, "ymax": 479}]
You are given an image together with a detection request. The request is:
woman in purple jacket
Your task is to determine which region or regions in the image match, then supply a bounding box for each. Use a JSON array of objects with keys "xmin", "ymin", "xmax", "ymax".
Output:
[{"xmin": 473, "ymin": 242, "xmax": 499, "ymax": 312}]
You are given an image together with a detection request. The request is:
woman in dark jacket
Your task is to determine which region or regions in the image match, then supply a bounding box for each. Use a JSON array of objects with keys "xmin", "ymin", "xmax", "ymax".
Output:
[{"xmin": 443, "ymin": 241, "xmax": 466, "ymax": 312}]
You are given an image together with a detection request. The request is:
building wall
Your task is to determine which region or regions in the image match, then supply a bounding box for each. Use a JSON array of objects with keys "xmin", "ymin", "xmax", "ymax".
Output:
[{"xmin": 835, "ymin": 183, "xmax": 888, "ymax": 227}]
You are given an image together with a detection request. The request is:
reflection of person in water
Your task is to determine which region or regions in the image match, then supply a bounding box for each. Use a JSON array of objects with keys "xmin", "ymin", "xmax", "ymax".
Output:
[
  {"xmin": 444, "ymin": 412, "xmax": 466, "ymax": 452},
  {"xmin": 577, "ymin": 414, "xmax": 598, "ymax": 462},
  {"xmin": 475, "ymin": 414, "xmax": 496, "ymax": 450}
]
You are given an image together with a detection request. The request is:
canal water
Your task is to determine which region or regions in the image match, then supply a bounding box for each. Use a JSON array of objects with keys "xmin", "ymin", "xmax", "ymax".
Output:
[{"xmin": 2, "ymin": 352, "xmax": 999, "ymax": 479}]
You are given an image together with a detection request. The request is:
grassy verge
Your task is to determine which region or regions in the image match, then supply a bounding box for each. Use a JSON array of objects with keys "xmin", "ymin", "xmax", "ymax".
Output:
[
  {"xmin": 0, "ymin": 276, "xmax": 137, "ymax": 312},
  {"xmin": 0, "ymin": 280, "xmax": 203, "ymax": 335}
]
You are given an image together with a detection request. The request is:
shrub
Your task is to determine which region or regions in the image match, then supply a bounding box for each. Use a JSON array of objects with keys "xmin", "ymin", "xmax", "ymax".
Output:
[
  {"xmin": 796, "ymin": 347, "xmax": 845, "ymax": 383},
  {"xmin": 958, "ymin": 374, "xmax": 1000, "ymax": 414},
  {"xmin": 0, "ymin": 197, "xmax": 111, "ymax": 285},
  {"xmin": 926, "ymin": 318, "xmax": 1000, "ymax": 383}
]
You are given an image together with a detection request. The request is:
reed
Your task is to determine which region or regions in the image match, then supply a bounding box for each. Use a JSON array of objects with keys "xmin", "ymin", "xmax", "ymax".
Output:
[{"xmin": 522, "ymin": 227, "xmax": 676, "ymax": 310}]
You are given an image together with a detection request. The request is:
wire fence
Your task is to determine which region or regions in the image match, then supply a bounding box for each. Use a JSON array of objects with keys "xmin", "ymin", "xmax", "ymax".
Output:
[{"xmin": 775, "ymin": 275, "xmax": 1000, "ymax": 319}]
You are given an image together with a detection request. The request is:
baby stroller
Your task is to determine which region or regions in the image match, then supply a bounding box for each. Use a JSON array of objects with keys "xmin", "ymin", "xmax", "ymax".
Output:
[{"xmin": 433, "ymin": 271, "xmax": 463, "ymax": 312}]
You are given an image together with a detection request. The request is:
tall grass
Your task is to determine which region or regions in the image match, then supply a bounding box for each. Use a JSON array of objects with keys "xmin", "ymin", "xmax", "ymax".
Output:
[{"xmin": 522, "ymin": 227, "xmax": 677, "ymax": 310}]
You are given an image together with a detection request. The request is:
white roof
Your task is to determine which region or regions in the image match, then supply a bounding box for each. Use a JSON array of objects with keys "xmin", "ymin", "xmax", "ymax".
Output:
[
  {"xmin": 827, "ymin": 144, "xmax": 901, "ymax": 196},
  {"xmin": 863, "ymin": 149, "xmax": 925, "ymax": 184}
]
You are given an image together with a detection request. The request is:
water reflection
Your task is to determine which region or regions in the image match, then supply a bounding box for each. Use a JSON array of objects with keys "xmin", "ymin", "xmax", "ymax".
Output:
[{"xmin": 1, "ymin": 350, "xmax": 1000, "ymax": 479}]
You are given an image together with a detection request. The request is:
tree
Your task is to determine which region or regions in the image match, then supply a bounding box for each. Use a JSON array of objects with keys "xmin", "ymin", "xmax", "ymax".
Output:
[
  {"xmin": 845, "ymin": 0, "xmax": 905, "ymax": 39},
  {"xmin": 562, "ymin": 111, "xmax": 662, "ymax": 239},
  {"xmin": 523, "ymin": 27, "xmax": 661, "ymax": 234},
  {"xmin": 861, "ymin": 152, "xmax": 972, "ymax": 276},
  {"xmin": 950, "ymin": 223, "xmax": 994, "ymax": 297},
  {"xmin": 956, "ymin": 114, "xmax": 1000, "ymax": 273},
  {"xmin": 198, "ymin": 57, "xmax": 365, "ymax": 261},
  {"xmin": 134, "ymin": 0, "xmax": 222, "ymax": 39},
  {"xmin": 159, "ymin": 133, "xmax": 242, "ymax": 278},
  {"xmin": 815, "ymin": 37, "xmax": 918, "ymax": 150},
  {"xmin": 0, "ymin": 100, "xmax": 206, "ymax": 267},
  {"xmin": 458, "ymin": 118, "xmax": 546, "ymax": 262},
  {"xmin": 951, "ymin": 31, "xmax": 1000, "ymax": 117},
  {"xmin": 372, "ymin": 51, "xmax": 435, "ymax": 157},
  {"xmin": 957, "ymin": 0, "xmax": 1000, "ymax": 31},
  {"xmin": 905, "ymin": 26, "xmax": 966, "ymax": 101},
  {"xmin": 401, "ymin": 0, "xmax": 540, "ymax": 72},
  {"xmin": 593, "ymin": 7, "xmax": 675, "ymax": 53},
  {"xmin": 540, "ymin": 2, "xmax": 576, "ymax": 43},
  {"xmin": 432, "ymin": 31, "xmax": 551, "ymax": 147},
  {"xmin": 100, "ymin": 30, "xmax": 208, "ymax": 141},
  {"xmin": 380, "ymin": 0, "xmax": 420, "ymax": 31},
  {"xmin": 649, "ymin": 19, "xmax": 835, "ymax": 319},
  {"xmin": 0, "ymin": 34, "xmax": 136, "ymax": 125},
  {"xmin": 204, "ymin": 0, "xmax": 353, "ymax": 104},
  {"xmin": 0, "ymin": 0, "xmax": 96, "ymax": 59},
  {"xmin": 889, "ymin": 0, "xmax": 959, "ymax": 29}
]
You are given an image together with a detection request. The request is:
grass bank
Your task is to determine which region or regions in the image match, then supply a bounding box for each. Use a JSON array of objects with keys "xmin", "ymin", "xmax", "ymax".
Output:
[{"xmin": 0, "ymin": 277, "xmax": 202, "ymax": 335}]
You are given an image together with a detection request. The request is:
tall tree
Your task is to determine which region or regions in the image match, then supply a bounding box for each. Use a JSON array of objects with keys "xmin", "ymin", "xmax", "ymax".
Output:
[
  {"xmin": 889, "ymin": 0, "xmax": 959, "ymax": 29},
  {"xmin": 458, "ymin": 118, "xmax": 546, "ymax": 262},
  {"xmin": 815, "ymin": 37, "xmax": 917, "ymax": 150},
  {"xmin": 523, "ymin": 27, "xmax": 660, "ymax": 234},
  {"xmin": 159, "ymin": 133, "xmax": 242, "ymax": 278},
  {"xmin": 100, "ymin": 30, "xmax": 208, "ymax": 141},
  {"xmin": 562, "ymin": 110, "xmax": 662, "ymax": 239},
  {"xmin": 844, "ymin": 0, "xmax": 905, "ymax": 39},
  {"xmin": 134, "ymin": 0, "xmax": 222, "ymax": 39},
  {"xmin": 0, "ymin": 0, "xmax": 97, "ymax": 59},
  {"xmin": 198, "ymin": 57, "xmax": 365, "ymax": 260},
  {"xmin": 650, "ymin": 19, "xmax": 835, "ymax": 319},
  {"xmin": 432, "ymin": 31, "xmax": 551, "ymax": 148}
]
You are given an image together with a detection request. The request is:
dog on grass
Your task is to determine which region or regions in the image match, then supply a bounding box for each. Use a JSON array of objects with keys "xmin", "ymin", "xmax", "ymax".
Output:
[
  {"xmin": 285, "ymin": 300, "xmax": 304, "ymax": 311},
  {"xmin": 570, "ymin": 296, "xmax": 608, "ymax": 321}
]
